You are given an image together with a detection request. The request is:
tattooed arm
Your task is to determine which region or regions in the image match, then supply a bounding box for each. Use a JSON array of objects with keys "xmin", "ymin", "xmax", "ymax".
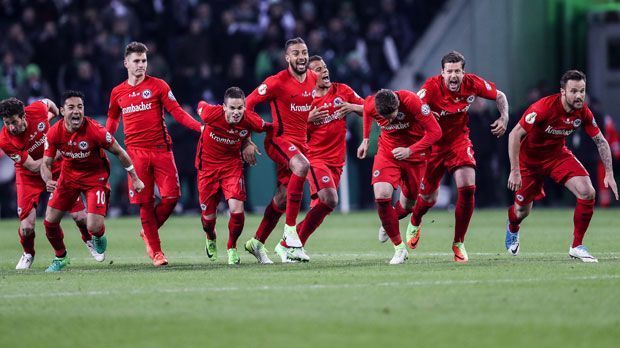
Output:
[
  {"xmin": 490, "ymin": 90, "xmax": 509, "ymax": 137},
  {"xmin": 592, "ymin": 132, "xmax": 619, "ymax": 200}
]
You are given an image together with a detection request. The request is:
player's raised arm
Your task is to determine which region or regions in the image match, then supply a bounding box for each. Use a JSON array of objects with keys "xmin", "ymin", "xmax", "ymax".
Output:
[
  {"xmin": 507, "ymin": 123, "xmax": 527, "ymax": 191},
  {"xmin": 491, "ymin": 90, "xmax": 510, "ymax": 137},
  {"xmin": 159, "ymin": 81, "xmax": 201, "ymax": 133},
  {"xmin": 41, "ymin": 98, "xmax": 59, "ymax": 121}
]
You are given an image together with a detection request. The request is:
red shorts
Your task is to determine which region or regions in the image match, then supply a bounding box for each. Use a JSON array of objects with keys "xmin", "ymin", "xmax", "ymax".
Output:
[
  {"xmin": 308, "ymin": 162, "xmax": 343, "ymax": 198},
  {"xmin": 48, "ymin": 182, "xmax": 109, "ymax": 216},
  {"xmin": 264, "ymin": 136, "xmax": 306, "ymax": 187},
  {"xmin": 16, "ymin": 173, "xmax": 84, "ymax": 220},
  {"xmin": 197, "ymin": 165, "xmax": 246, "ymax": 216},
  {"xmin": 127, "ymin": 148, "xmax": 181, "ymax": 204},
  {"xmin": 420, "ymin": 139, "xmax": 476, "ymax": 195},
  {"xmin": 515, "ymin": 151, "xmax": 589, "ymax": 205},
  {"xmin": 371, "ymin": 152, "xmax": 426, "ymax": 200}
]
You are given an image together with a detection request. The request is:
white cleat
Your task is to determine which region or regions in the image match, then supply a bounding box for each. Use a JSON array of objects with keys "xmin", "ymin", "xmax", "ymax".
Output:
[
  {"xmin": 244, "ymin": 238, "xmax": 273, "ymax": 264},
  {"xmin": 274, "ymin": 243, "xmax": 298, "ymax": 263},
  {"xmin": 85, "ymin": 240, "xmax": 105, "ymax": 262},
  {"xmin": 288, "ymin": 247, "xmax": 310, "ymax": 262},
  {"xmin": 378, "ymin": 226, "xmax": 389, "ymax": 243},
  {"xmin": 283, "ymin": 225, "xmax": 302, "ymax": 248},
  {"xmin": 569, "ymin": 245, "xmax": 598, "ymax": 263},
  {"xmin": 389, "ymin": 243, "xmax": 409, "ymax": 265},
  {"xmin": 16, "ymin": 253, "xmax": 34, "ymax": 270}
]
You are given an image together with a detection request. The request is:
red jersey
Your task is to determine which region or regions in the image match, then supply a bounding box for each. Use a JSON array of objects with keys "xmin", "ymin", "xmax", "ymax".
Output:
[
  {"xmin": 363, "ymin": 90, "xmax": 442, "ymax": 161},
  {"xmin": 307, "ymin": 83, "xmax": 364, "ymax": 167},
  {"xmin": 419, "ymin": 73, "xmax": 497, "ymax": 147},
  {"xmin": 195, "ymin": 101, "xmax": 268, "ymax": 169},
  {"xmin": 518, "ymin": 94, "xmax": 600, "ymax": 162},
  {"xmin": 0, "ymin": 101, "xmax": 49, "ymax": 179},
  {"xmin": 45, "ymin": 117, "xmax": 114, "ymax": 187},
  {"xmin": 246, "ymin": 69, "xmax": 317, "ymax": 147},
  {"xmin": 107, "ymin": 75, "xmax": 201, "ymax": 150}
]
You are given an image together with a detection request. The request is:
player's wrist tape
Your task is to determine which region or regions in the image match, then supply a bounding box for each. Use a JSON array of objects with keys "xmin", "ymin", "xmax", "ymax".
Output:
[{"xmin": 125, "ymin": 165, "xmax": 134, "ymax": 172}]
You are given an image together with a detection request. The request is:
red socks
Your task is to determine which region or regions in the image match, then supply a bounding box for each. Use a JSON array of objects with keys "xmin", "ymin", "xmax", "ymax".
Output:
[
  {"xmin": 228, "ymin": 212, "xmax": 245, "ymax": 249},
  {"xmin": 201, "ymin": 216, "xmax": 216, "ymax": 240},
  {"xmin": 298, "ymin": 201, "xmax": 334, "ymax": 246},
  {"xmin": 573, "ymin": 198, "xmax": 595, "ymax": 247},
  {"xmin": 394, "ymin": 201, "xmax": 410, "ymax": 220},
  {"xmin": 139, "ymin": 202, "xmax": 162, "ymax": 253},
  {"xmin": 255, "ymin": 200, "xmax": 284, "ymax": 243},
  {"xmin": 18, "ymin": 228, "xmax": 35, "ymax": 255},
  {"xmin": 454, "ymin": 185, "xmax": 475, "ymax": 243},
  {"xmin": 285, "ymin": 173, "xmax": 306, "ymax": 226},
  {"xmin": 74, "ymin": 219, "xmax": 91, "ymax": 242},
  {"xmin": 43, "ymin": 220, "xmax": 66, "ymax": 257},
  {"xmin": 376, "ymin": 198, "xmax": 402, "ymax": 245},
  {"xmin": 411, "ymin": 196, "xmax": 434, "ymax": 226},
  {"xmin": 155, "ymin": 198, "xmax": 177, "ymax": 228},
  {"xmin": 89, "ymin": 225, "xmax": 105, "ymax": 238},
  {"xmin": 507, "ymin": 205, "xmax": 523, "ymax": 233}
]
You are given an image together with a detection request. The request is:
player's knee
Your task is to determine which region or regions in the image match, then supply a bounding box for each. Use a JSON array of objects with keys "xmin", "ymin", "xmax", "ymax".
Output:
[
  {"xmin": 291, "ymin": 156, "xmax": 310, "ymax": 176},
  {"xmin": 576, "ymin": 187, "xmax": 596, "ymax": 200},
  {"xmin": 86, "ymin": 220, "xmax": 104, "ymax": 234},
  {"xmin": 20, "ymin": 227, "xmax": 35, "ymax": 237},
  {"xmin": 229, "ymin": 204, "xmax": 244, "ymax": 214},
  {"xmin": 320, "ymin": 192, "xmax": 338, "ymax": 209},
  {"xmin": 72, "ymin": 216, "xmax": 87, "ymax": 228},
  {"xmin": 420, "ymin": 193, "xmax": 436, "ymax": 204}
]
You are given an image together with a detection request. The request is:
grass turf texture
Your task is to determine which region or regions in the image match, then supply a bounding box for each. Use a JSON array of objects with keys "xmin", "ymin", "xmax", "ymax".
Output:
[{"xmin": 0, "ymin": 208, "xmax": 618, "ymax": 348}]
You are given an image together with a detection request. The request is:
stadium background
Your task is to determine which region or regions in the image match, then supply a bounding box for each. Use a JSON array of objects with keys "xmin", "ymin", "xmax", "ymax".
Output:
[{"xmin": 0, "ymin": 0, "xmax": 619, "ymax": 218}]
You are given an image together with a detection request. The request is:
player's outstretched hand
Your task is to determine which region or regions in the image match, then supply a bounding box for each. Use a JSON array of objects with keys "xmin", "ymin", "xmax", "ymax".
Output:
[
  {"xmin": 490, "ymin": 117, "xmax": 508, "ymax": 137},
  {"xmin": 604, "ymin": 173, "xmax": 619, "ymax": 200},
  {"xmin": 242, "ymin": 143, "xmax": 261, "ymax": 166},
  {"xmin": 133, "ymin": 178, "xmax": 145, "ymax": 193},
  {"xmin": 392, "ymin": 147, "xmax": 411, "ymax": 160},
  {"xmin": 308, "ymin": 105, "xmax": 329, "ymax": 123},
  {"xmin": 45, "ymin": 180, "xmax": 57, "ymax": 192},
  {"xmin": 334, "ymin": 102, "xmax": 355, "ymax": 118},
  {"xmin": 507, "ymin": 169, "xmax": 521, "ymax": 191},
  {"xmin": 357, "ymin": 139, "xmax": 369, "ymax": 159}
]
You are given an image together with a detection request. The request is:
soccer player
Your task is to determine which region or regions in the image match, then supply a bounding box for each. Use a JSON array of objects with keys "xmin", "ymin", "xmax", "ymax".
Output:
[
  {"xmin": 505, "ymin": 70, "xmax": 618, "ymax": 262},
  {"xmin": 196, "ymin": 87, "xmax": 270, "ymax": 264},
  {"xmin": 41, "ymin": 90, "xmax": 144, "ymax": 272},
  {"xmin": 243, "ymin": 37, "xmax": 318, "ymax": 263},
  {"xmin": 403, "ymin": 51, "xmax": 509, "ymax": 263},
  {"xmin": 295, "ymin": 55, "xmax": 364, "ymax": 254},
  {"xmin": 357, "ymin": 89, "xmax": 442, "ymax": 264},
  {"xmin": 0, "ymin": 97, "xmax": 103, "ymax": 270},
  {"xmin": 107, "ymin": 42, "xmax": 202, "ymax": 266}
]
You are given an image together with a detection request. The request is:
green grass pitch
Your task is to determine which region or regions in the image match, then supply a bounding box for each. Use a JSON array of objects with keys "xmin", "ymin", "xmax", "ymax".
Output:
[{"xmin": 0, "ymin": 208, "xmax": 618, "ymax": 347}]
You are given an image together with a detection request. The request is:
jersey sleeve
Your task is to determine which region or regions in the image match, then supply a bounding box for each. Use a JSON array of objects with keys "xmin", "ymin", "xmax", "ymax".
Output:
[
  {"xmin": 0, "ymin": 137, "xmax": 28, "ymax": 165},
  {"xmin": 362, "ymin": 96, "xmax": 375, "ymax": 139},
  {"xmin": 106, "ymin": 88, "xmax": 122, "ymax": 134},
  {"xmin": 158, "ymin": 79, "xmax": 202, "ymax": 132},
  {"xmin": 417, "ymin": 78, "xmax": 436, "ymax": 104},
  {"xmin": 470, "ymin": 74, "xmax": 498, "ymax": 100},
  {"xmin": 246, "ymin": 76, "xmax": 278, "ymax": 112},
  {"xmin": 197, "ymin": 101, "xmax": 221, "ymax": 124},
  {"xmin": 245, "ymin": 110, "xmax": 267, "ymax": 132},
  {"xmin": 25, "ymin": 100, "xmax": 49, "ymax": 118},
  {"xmin": 583, "ymin": 105, "xmax": 601, "ymax": 138},
  {"xmin": 92, "ymin": 121, "xmax": 116, "ymax": 150},
  {"xmin": 342, "ymin": 84, "xmax": 365, "ymax": 105},
  {"xmin": 518, "ymin": 103, "xmax": 544, "ymax": 133},
  {"xmin": 401, "ymin": 92, "xmax": 442, "ymax": 153},
  {"xmin": 44, "ymin": 125, "xmax": 58, "ymax": 158}
]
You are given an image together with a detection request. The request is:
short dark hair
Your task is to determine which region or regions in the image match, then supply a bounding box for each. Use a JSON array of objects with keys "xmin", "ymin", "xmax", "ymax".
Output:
[
  {"xmin": 125, "ymin": 41, "xmax": 148, "ymax": 57},
  {"xmin": 441, "ymin": 51, "xmax": 466, "ymax": 70},
  {"xmin": 0, "ymin": 97, "xmax": 25, "ymax": 119},
  {"xmin": 375, "ymin": 89, "xmax": 399, "ymax": 116},
  {"xmin": 560, "ymin": 70, "xmax": 586, "ymax": 89},
  {"xmin": 224, "ymin": 87, "xmax": 245, "ymax": 103},
  {"xmin": 61, "ymin": 90, "xmax": 85, "ymax": 105},
  {"xmin": 285, "ymin": 37, "xmax": 306, "ymax": 51},
  {"xmin": 308, "ymin": 55, "xmax": 323, "ymax": 64}
]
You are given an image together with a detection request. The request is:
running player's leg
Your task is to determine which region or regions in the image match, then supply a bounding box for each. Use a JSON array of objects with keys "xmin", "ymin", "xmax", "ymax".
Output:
[
  {"xmin": 298, "ymin": 164, "xmax": 338, "ymax": 246},
  {"xmin": 15, "ymin": 179, "xmax": 43, "ymax": 268},
  {"xmin": 152, "ymin": 150, "xmax": 181, "ymax": 227}
]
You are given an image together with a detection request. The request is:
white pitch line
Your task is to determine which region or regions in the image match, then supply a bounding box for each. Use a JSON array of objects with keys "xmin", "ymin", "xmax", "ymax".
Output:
[{"xmin": 1, "ymin": 274, "xmax": 618, "ymax": 300}]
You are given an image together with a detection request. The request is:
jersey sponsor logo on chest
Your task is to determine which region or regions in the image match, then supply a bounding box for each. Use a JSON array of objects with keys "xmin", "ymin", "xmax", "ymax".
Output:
[
  {"xmin": 209, "ymin": 132, "xmax": 240, "ymax": 145},
  {"xmin": 381, "ymin": 122, "xmax": 410, "ymax": 131},
  {"xmin": 122, "ymin": 102, "xmax": 153, "ymax": 115},
  {"xmin": 290, "ymin": 103, "xmax": 312, "ymax": 112},
  {"xmin": 544, "ymin": 126, "xmax": 574, "ymax": 136}
]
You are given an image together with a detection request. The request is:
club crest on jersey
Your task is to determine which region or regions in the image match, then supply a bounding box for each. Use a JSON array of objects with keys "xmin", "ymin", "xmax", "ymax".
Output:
[
  {"xmin": 37, "ymin": 122, "xmax": 45, "ymax": 132},
  {"xmin": 17, "ymin": 207, "xmax": 22, "ymax": 215},
  {"xmin": 322, "ymin": 176, "xmax": 330, "ymax": 183},
  {"xmin": 396, "ymin": 112, "xmax": 405, "ymax": 121},
  {"xmin": 142, "ymin": 89, "xmax": 152, "ymax": 99},
  {"xmin": 129, "ymin": 190, "xmax": 134, "ymax": 197},
  {"xmin": 525, "ymin": 112, "xmax": 537, "ymax": 124},
  {"xmin": 421, "ymin": 104, "xmax": 431, "ymax": 116},
  {"xmin": 467, "ymin": 95, "xmax": 475, "ymax": 104},
  {"xmin": 168, "ymin": 91, "xmax": 176, "ymax": 101},
  {"xmin": 288, "ymin": 145, "xmax": 297, "ymax": 152},
  {"xmin": 258, "ymin": 84, "xmax": 267, "ymax": 96},
  {"xmin": 373, "ymin": 170, "xmax": 380, "ymax": 177},
  {"xmin": 200, "ymin": 204, "xmax": 207, "ymax": 211},
  {"xmin": 9, "ymin": 154, "xmax": 21, "ymax": 163},
  {"xmin": 516, "ymin": 194, "xmax": 524, "ymax": 202},
  {"xmin": 78, "ymin": 141, "xmax": 88, "ymax": 150},
  {"xmin": 333, "ymin": 97, "xmax": 344, "ymax": 106},
  {"xmin": 573, "ymin": 119, "xmax": 582, "ymax": 128},
  {"xmin": 312, "ymin": 90, "xmax": 317, "ymax": 98},
  {"xmin": 239, "ymin": 130, "xmax": 248, "ymax": 137},
  {"xmin": 105, "ymin": 132, "xmax": 113, "ymax": 143}
]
